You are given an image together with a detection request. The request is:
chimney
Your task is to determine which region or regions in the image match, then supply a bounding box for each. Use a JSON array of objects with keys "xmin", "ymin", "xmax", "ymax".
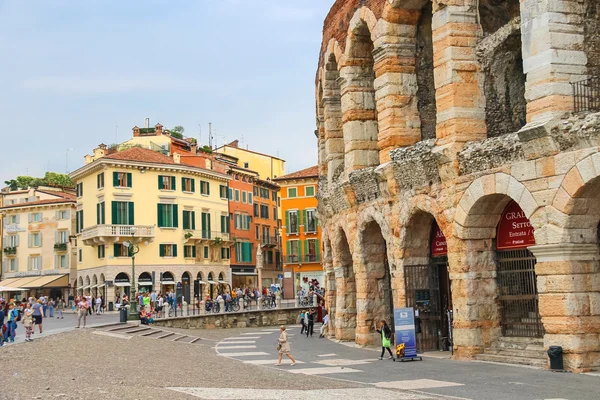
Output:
[
  {"xmin": 173, "ymin": 153, "xmax": 181, "ymax": 164},
  {"xmin": 155, "ymin": 123, "xmax": 163, "ymax": 136},
  {"xmin": 133, "ymin": 126, "xmax": 140, "ymax": 137},
  {"xmin": 229, "ymin": 140, "xmax": 239, "ymax": 148}
]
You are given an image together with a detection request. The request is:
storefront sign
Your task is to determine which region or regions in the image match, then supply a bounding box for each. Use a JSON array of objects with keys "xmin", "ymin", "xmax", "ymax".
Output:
[
  {"xmin": 497, "ymin": 201, "xmax": 535, "ymax": 250},
  {"xmin": 431, "ymin": 225, "xmax": 447, "ymax": 256},
  {"xmin": 394, "ymin": 307, "xmax": 418, "ymax": 359}
]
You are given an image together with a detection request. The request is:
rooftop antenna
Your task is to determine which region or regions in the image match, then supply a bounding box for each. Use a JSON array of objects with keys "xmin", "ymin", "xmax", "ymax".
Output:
[
  {"xmin": 198, "ymin": 124, "xmax": 202, "ymax": 144},
  {"xmin": 209, "ymin": 122, "xmax": 213, "ymax": 148},
  {"xmin": 115, "ymin": 121, "xmax": 119, "ymax": 143},
  {"xmin": 144, "ymin": 118, "xmax": 150, "ymax": 128}
]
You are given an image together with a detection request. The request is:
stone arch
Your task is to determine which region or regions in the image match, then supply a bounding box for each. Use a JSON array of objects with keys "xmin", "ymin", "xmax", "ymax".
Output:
[
  {"xmin": 77, "ymin": 276, "xmax": 83, "ymax": 291},
  {"xmin": 340, "ymin": 7, "xmax": 380, "ymax": 174},
  {"xmin": 92, "ymin": 274, "xmax": 98, "ymax": 285},
  {"xmin": 331, "ymin": 226, "xmax": 356, "ymax": 341},
  {"xmin": 99, "ymin": 274, "xmax": 105, "ymax": 284}
]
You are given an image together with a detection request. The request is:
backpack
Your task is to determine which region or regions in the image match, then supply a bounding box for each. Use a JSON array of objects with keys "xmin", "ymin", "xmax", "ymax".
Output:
[{"xmin": 10, "ymin": 309, "xmax": 20, "ymax": 322}]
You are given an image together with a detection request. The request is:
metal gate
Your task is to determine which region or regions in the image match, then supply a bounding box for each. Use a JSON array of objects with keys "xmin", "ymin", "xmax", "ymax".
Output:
[
  {"xmin": 496, "ymin": 249, "xmax": 544, "ymax": 338},
  {"xmin": 404, "ymin": 262, "xmax": 441, "ymax": 351}
]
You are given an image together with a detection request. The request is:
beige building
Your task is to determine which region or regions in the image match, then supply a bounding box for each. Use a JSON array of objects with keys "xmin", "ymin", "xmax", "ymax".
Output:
[{"xmin": 0, "ymin": 187, "xmax": 77, "ymax": 300}]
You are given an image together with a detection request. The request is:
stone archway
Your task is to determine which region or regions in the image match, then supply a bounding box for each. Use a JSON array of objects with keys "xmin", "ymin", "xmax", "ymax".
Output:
[
  {"xmin": 333, "ymin": 228, "xmax": 356, "ymax": 341},
  {"xmin": 356, "ymin": 220, "xmax": 393, "ymax": 346}
]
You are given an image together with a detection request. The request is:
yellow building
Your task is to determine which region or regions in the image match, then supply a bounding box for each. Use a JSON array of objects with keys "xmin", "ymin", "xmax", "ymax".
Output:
[
  {"xmin": 69, "ymin": 145, "xmax": 232, "ymax": 308},
  {"xmin": 273, "ymin": 166, "xmax": 321, "ymax": 299},
  {"xmin": 0, "ymin": 187, "xmax": 77, "ymax": 300},
  {"xmin": 215, "ymin": 140, "xmax": 285, "ymax": 180}
]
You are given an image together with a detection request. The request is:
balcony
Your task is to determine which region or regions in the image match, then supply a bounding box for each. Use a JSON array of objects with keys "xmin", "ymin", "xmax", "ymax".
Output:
[
  {"xmin": 285, "ymin": 254, "xmax": 301, "ymax": 264},
  {"xmin": 3, "ymin": 246, "xmax": 16, "ymax": 256},
  {"xmin": 284, "ymin": 254, "xmax": 321, "ymax": 264},
  {"xmin": 186, "ymin": 231, "xmax": 234, "ymax": 246},
  {"xmin": 81, "ymin": 225, "xmax": 155, "ymax": 246},
  {"xmin": 303, "ymin": 254, "xmax": 321, "ymax": 263},
  {"xmin": 261, "ymin": 236, "xmax": 279, "ymax": 248},
  {"xmin": 54, "ymin": 243, "xmax": 68, "ymax": 252}
]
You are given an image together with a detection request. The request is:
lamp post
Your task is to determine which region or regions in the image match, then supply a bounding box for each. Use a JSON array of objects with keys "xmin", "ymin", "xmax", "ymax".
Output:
[{"xmin": 123, "ymin": 228, "xmax": 140, "ymax": 321}]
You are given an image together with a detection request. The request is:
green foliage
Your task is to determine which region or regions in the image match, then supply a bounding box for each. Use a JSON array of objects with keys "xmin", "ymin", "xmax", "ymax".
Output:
[
  {"xmin": 4, "ymin": 179, "xmax": 18, "ymax": 190},
  {"xmin": 199, "ymin": 145, "xmax": 213, "ymax": 154},
  {"xmin": 5, "ymin": 172, "xmax": 73, "ymax": 190},
  {"xmin": 169, "ymin": 126, "xmax": 185, "ymax": 139},
  {"xmin": 170, "ymin": 131, "xmax": 183, "ymax": 139},
  {"xmin": 44, "ymin": 172, "xmax": 73, "ymax": 188},
  {"xmin": 138, "ymin": 127, "xmax": 156, "ymax": 134}
]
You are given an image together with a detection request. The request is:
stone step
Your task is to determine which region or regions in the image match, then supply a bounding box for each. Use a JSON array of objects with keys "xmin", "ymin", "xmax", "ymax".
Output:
[
  {"xmin": 140, "ymin": 329, "xmax": 163, "ymax": 337},
  {"xmin": 492, "ymin": 341, "xmax": 544, "ymax": 351},
  {"xmin": 492, "ymin": 336, "xmax": 544, "ymax": 344},
  {"xmin": 484, "ymin": 348, "xmax": 546, "ymax": 360},
  {"xmin": 475, "ymin": 353, "xmax": 548, "ymax": 368}
]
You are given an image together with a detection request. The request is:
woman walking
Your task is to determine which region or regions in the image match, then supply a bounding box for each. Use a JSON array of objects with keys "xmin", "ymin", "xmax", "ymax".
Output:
[
  {"xmin": 76, "ymin": 296, "xmax": 88, "ymax": 328},
  {"xmin": 376, "ymin": 320, "xmax": 395, "ymax": 361},
  {"xmin": 276, "ymin": 325, "xmax": 296, "ymax": 366},
  {"xmin": 56, "ymin": 298, "xmax": 65, "ymax": 319},
  {"xmin": 31, "ymin": 299, "xmax": 44, "ymax": 334}
]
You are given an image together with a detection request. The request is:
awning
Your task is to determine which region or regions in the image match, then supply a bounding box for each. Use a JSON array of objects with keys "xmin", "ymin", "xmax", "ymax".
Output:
[
  {"xmin": 196, "ymin": 280, "xmax": 206, "ymax": 284},
  {"xmin": 218, "ymin": 280, "xmax": 228, "ymax": 284},
  {"xmin": 0, "ymin": 278, "xmax": 23, "ymax": 288},
  {"xmin": 114, "ymin": 282, "xmax": 131, "ymax": 287},
  {"xmin": 0, "ymin": 286, "xmax": 26, "ymax": 292},
  {"xmin": 232, "ymin": 272, "xmax": 258, "ymax": 276},
  {"xmin": 138, "ymin": 282, "xmax": 153, "ymax": 286},
  {"xmin": 1, "ymin": 277, "xmax": 40, "ymax": 288},
  {"xmin": 207, "ymin": 280, "xmax": 217, "ymax": 285},
  {"xmin": 21, "ymin": 275, "xmax": 69, "ymax": 289},
  {"xmin": 160, "ymin": 281, "xmax": 176, "ymax": 285}
]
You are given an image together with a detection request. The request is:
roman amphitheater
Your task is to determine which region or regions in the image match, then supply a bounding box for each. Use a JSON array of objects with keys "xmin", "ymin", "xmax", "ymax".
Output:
[{"xmin": 315, "ymin": 0, "xmax": 600, "ymax": 371}]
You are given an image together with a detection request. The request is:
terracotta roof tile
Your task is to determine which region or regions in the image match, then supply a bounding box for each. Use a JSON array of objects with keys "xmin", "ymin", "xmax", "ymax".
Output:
[
  {"xmin": 35, "ymin": 189, "xmax": 76, "ymax": 200},
  {"xmin": 273, "ymin": 166, "xmax": 318, "ymax": 181},
  {"xmin": 104, "ymin": 147, "xmax": 175, "ymax": 165},
  {"xmin": 0, "ymin": 198, "xmax": 75, "ymax": 210}
]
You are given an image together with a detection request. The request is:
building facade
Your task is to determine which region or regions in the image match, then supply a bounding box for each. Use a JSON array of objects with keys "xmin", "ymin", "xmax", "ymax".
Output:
[
  {"xmin": 274, "ymin": 166, "xmax": 321, "ymax": 299},
  {"xmin": 69, "ymin": 146, "xmax": 232, "ymax": 307},
  {"xmin": 0, "ymin": 188, "xmax": 76, "ymax": 300},
  {"xmin": 254, "ymin": 177, "xmax": 282, "ymax": 288},
  {"xmin": 216, "ymin": 140, "xmax": 285, "ymax": 180},
  {"xmin": 316, "ymin": 0, "xmax": 600, "ymax": 371}
]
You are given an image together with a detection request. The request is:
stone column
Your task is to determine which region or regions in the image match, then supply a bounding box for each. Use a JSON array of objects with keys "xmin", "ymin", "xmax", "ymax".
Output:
[
  {"xmin": 339, "ymin": 66, "xmax": 380, "ymax": 174},
  {"xmin": 323, "ymin": 92, "xmax": 344, "ymax": 184},
  {"xmin": 200, "ymin": 300, "xmax": 205, "ymax": 315},
  {"xmin": 520, "ymin": 0, "xmax": 588, "ymax": 123},
  {"xmin": 529, "ymin": 243, "xmax": 600, "ymax": 372},
  {"xmin": 448, "ymin": 239, "xmax": 500, "ymax": 358},
  {"xmin": 325, "ymin": 270, "xmax": 336, "ymax": 335},
  {"xmin": 334, "ymin": 265, "xmax": 357, "ymax": 341},
  {"xmin": 432, "ymin": 0, "xmax": 487, "ymax": 144}
]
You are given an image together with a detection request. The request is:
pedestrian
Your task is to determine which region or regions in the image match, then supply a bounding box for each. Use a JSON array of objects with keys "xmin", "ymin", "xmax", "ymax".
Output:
[
  {"xmin": 306, "ymin": 308, "xmax": 315, "ymax": 337},
  {"xmin": 41, "ymin": 296, "xmax": 48, "ymax": 317},
  {"xmin": 299, "ymin": 310, "xmax": 306, "ymax": 334},
  {"xmin": 376, "ymin": 320, "xmax": 395, "ymax": 361},
  {"xmin": 143, "ymin": 293, "xmax": 151, "ymax": 313},
  {"xmin": 56, "ymin": 298, "xmax": 65, "ymax": 319},
  {"xmin": 31, "ymin": 299, "xmax": 44, "ymax": 334},
  {"xmin": 95, "ymin": 296, "xmax": 102, "ymax": 315},
  {"xmin": 48, "ymin": 298, "xmax": 55, "ymax": 318},
  {"xmin": 22, "ymin": 303, "xmax": 34, "ymax": 342},
  {"xmin": 0, "ymin": 304, "xmax": 5, "ymax": 347},
  {"xmin": 319, "ymin": 312, "xmax": 329, "ymax": 338},
  {"xmin": 5, "ymin": 303, "xmax": 18, "ymax": 343},
  {"xmin": 76, "ymin": 297, "xmax": 88, "ymax": 328},
  {"xmin": 86, "ymin": 295, "xmax": 92, "ymax": 315},
  {"xmin": 275, "ymin": 325, "xmax": 296, "ymax": 366}
]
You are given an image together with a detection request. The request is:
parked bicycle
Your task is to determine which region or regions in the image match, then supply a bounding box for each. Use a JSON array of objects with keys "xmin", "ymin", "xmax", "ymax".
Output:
[
  {"xmin": 260, "ymin": 296, "xmax": 272, "ymax": 309},
  {"xmin": 227, "ymin": 300, "xmax": 240, "ymax": 312}
]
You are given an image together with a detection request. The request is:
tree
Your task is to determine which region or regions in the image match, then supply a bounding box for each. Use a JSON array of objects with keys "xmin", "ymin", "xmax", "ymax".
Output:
[
  {"xmin": 44, "ymin": 172, "xmax": 73, "ymax": 188},
  {"xmin": 170, "ymin": 125, "xmax": 185, "ymax": 139},
  {"xmin": 4, "ymin": 179, "xmax": 17, "ymax": 191}
]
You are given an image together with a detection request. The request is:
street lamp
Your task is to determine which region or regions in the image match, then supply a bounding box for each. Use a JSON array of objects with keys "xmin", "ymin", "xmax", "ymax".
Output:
[{"xmin": 123, "ymin": 228, "xmax": 140, "ymax": 321}]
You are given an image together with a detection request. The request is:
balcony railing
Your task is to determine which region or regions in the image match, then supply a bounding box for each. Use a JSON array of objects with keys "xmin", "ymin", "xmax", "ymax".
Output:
[
  {"xmin": 303, "ymin": 254, "xmax": 321, "ymax": 263},
  {"xmin": 261, "ymin": 236, "xmax": 279, "ymax": 247},
  {"xmin": 285, "ymin": 255, "xmax": 300, "ymax": 264},
  {"xmin": 572, "ymin": 76, "xmax": 600, "ymax": 113},
  {"xmin": 81, "ymin": 225, "xmax": 155, "ymax": 245},
  {"xmin": 284, "ymin": 254, "xmax": 321, "ymax": 264},
  {"xmin": 3, "ymin": 246, "xmax": 16, "ymax": 255},
  {"xmin": 188, "ymin": 231, "xmax": 232, "ymax": 243},
  {"xmin": 54, "ymin": 243, "xmax": 68, "ymax": 252}
]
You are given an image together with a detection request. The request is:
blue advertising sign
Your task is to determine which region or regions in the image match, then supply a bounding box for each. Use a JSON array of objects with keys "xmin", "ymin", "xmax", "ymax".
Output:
[{"xmin": 394, "ymin": 307, "xmax": 418, "ymax": 359}]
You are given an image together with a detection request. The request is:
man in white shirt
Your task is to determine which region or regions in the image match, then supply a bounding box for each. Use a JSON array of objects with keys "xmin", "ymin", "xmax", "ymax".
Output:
[{"xmin": 319, "ymin": 312, "xmax": 329, "ymax": 338}]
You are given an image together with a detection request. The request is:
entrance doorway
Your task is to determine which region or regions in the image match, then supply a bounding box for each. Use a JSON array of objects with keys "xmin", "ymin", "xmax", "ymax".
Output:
[{"xmin": 182, "ymin": 272, "xmax": 191, "ymax": 302}]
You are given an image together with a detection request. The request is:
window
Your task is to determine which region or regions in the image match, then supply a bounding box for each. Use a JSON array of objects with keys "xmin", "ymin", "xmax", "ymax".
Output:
[
  {"xmin": 182, "ymin": 177, "xmax": 195, "ymax": 192},
  {"xmin": 97, "ymin": 172, "xmax": 104, "ymax": 189},
  {"xmin": 242, "ymin": 213, "xmax": 250, "ymax": 230},
  {"xmin": 184, "ymin": 245, "xmax": 196, "ymax": 258},
  {"xmin": 201, "ymin": 212, "xmax": 211, "ymax": 238},
  {"xmin": 7, "ymin": 215, "xmax": 18, "ymax": 224},
  {"xmin": 219, "ymin": 185, "xmax": 228, "ymax": 199},
  {"xmin": 158, "ymin": 175, "xmax": 176, "ymax": 191},
  {"xmin": 57, "ymin": 230, "xmax": 69, "ymax": 244},
  {"xmin": 287, "ymin": 210, "xmax": 299, "ymax": 234},
  {"xmin": 304, "ymin": 239, "xmax": 320, "ymax": 262},
  {"xmin": 113, "ymin": 172, "xmax": 132, "ymax": 188},
  {"xmin": 56, "ymin": 254, "xmax": 68, "ymax": 269},
  {"xmin": 76, "ymin": 182, "xmax": 83, "ymax": 198},
  {"xmin": 248, "ymin": 192, "xmax": 253, "ymax": 204},
  {"xmin": 235, "ymin": 190, "xmax": 240, "ymax": 202},
  {"xmin": 242, "ymin": 191, "xmax": 247, "ymax": 203},
  {"xmin": 287, "ymin": 188, "xmax": 297, "ymax": 198},
  {"xmin": 253, "ymin": 186, "xmax": 259, "ymax": 196},
  {"xmin": 112, "ymin": 201, "xmax": 134, "ymax": 225},
  {"xmin": 255, "ymin": 225, "xmax": 260, "ymax": 240},
  {"xmin": 228, "ymin": 188, "xmax": 233, "ymax": 200},
  {"xmin": 78, "ymin": 248, "xmax": 83, "ymax": 263},
  {"xmin": 182, "ymin": 210, "xmax": 196, "ymax": 230},
  {"xmin": 203, "ymin": 246, "xmax": 209, "ymax": 259},
  {"xmin": 260, "ymin": 205, "xmax": 269, "ymax": 219},
  {"xmin": 29, "ymin": 212, "xmax": 43, "ymax": 223},
  {"xmin": 286, "ymin": 240, "xmax": 300, "ymax": 262},
  {"xmin": 76, "ymin": 210, "xmax": 84, "ymax": 233},
  {"xmin": 56, "ymin": 210, "xmax": 70, "ymax": 220},
  {"xmin": 305, "ymin": 186, "xmax": 315, "ymax": 197},
  {"xmin": 7, "ymin": 258, "xmax": 18, "ymax": 271},
  {"xmin": 304, "ymin": 209, "xmax": 317, "ymax": 233},
  {"xmin": 157, "ymin": 204, "xmax": 178, "ymax": 228},
  {"xmin": 113, "ymin": 244, "xmax": 129, "ymax": 257},
  {"xmin": 273, "ymin": 207, "xmax": 277, "ymax": 221},
  {"xmin": 97, "ymin": 245, "xmax": 105, "ymax": 259},
  {"xmin": 221, "ymin": 247, "xmax": 230, "ymax": 259},
  {"xmin": 96, "ymin": 202, "xmax": 105, "ymax": 225},
  {"xmin": 236, "ymin": 242, "xmax": 253, "ymax": 263},
  {"xmin": 200, "ymin": 181, "xmax": 211, "ymax": 195},
  {"xmin": 159, "ymin": 244, "xmax": 177, "ymax": 257},
  {"xmin": 262, "ymin": 226, "xmax": 270, "ymax": 242},
  {"xmin": 254, "ymin": 203, "xmax": 259, "ymax": 217},
  {"xmin": 244, "ymin": 162, "xmax": 249, "ymax": 168},
  {"xmin": 7, "ymin": 235, "xmax": 19, "ymax": 247},
  {"xmin": 260, "ymin": 188, "xmax": 269, "ymax": 199},
  {"xmin": 29, "ymin": 232, "xmax": 42, "ymax": 247},
  {"xmin": 272, "ymin": 190, "xmax": 277, "ymax": 201},
  {"xmin": 28, "ymin": 255, "xmax": 42, "ymax": 271},
  {"xmin": 220, "ymin": 215, "xmax": 230, "ymax": 233}
]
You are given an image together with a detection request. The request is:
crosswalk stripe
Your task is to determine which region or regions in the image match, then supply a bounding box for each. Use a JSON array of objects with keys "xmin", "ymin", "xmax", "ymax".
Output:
[
  {"xmin": 287, "ymin": 367, "xmax": 363, "ymax": 375},
  {"xmin": 241, "ymin": 332, "xmax": 273, "ymax": 335},
  {"xmin": 225, "ymin": 336, "xmax": 260, "ymax": 340},
  {"xmin": 376, "ymin": 380, "xmax": 464, "ymax": 390},
  {"xmin": 218, "ymin": 352, "xmax": 269, "ymax": 357},
  {"xmin": 243, "ymin": 359, "xmax": 306, "ymax": 365},
  {"xmin": 217, "ymin": 341, "xmax": 256, "ymax": 344},
  {"xmin": 216, "ymin": 345, "xmax": 257, "ymax": 350}
]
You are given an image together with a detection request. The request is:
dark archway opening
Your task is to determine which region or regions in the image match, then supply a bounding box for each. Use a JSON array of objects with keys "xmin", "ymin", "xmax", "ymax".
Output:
[
  {"xmin": 416, "ymin": 2, "xmax": 437, "ymax": 140},
  {"xmin": 182, "ymin": 272, "xmax": 191, "ymax": 303}
]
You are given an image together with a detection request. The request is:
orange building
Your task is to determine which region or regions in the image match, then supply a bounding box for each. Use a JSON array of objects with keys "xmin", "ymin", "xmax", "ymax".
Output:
[
  {"xmin": 253, "ymin": 178, "xmax": 281, "ymax": 288},
  {"xmin": 273, "ymin": 166, "xmax": 320, "ymax": 299}
]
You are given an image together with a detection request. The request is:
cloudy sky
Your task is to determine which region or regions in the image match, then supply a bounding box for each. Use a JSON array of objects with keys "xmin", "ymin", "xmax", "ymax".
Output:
[{"xmin": 0, "ymin": 0, "xmax": 335, "ymax": 183}]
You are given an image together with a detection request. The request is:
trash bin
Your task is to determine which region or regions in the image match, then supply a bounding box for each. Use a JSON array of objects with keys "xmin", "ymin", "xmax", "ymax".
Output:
[
  {"xmin": 548, "ymin": 346, "xmax": 563, "ymax": 370},
  {"xmin": 119, "ymin": 307, "xmax": 128, "ymax": 323},
  {"xmin": 108, "ymin": 302, "xmax": 114, "ymax": 312}
]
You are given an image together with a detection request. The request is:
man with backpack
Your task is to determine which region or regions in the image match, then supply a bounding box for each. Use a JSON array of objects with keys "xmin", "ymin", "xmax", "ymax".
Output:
[{"xmin": 5, "ymin": 303, "xmax": 19, "ymax": 343}]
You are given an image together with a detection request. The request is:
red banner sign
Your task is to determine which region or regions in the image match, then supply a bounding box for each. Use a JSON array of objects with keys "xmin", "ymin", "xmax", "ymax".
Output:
[
  {"xmin": 431, "ymin": 224, "xmax": 448, "ymax": 257},
  {"xmin": 497, "ymin": 201, "xmax": 535, "ymax": 250}
]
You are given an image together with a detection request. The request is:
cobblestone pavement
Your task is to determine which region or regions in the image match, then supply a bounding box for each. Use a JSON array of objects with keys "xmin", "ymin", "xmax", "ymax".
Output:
[{"xmin": 0, "ymin": 326, "xmax": 442, "ymax": 400}]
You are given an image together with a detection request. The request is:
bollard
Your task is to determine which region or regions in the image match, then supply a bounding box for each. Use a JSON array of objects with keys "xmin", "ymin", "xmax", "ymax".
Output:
[
  {"xmin": 239, "ymin": 298, "xmax": 245, "ymax": 312},
  {"xmin": 313, "ymin": 294, "xmax": 318, "ymax": 307},
  {"xmin": 257, "ymin": 297, "xmax": 262, "ymax": 310},
  {"xmin": 218, "ymin": 298, "xmax": 225, "ymax": 314},
  {"xmin": 295, "ymin": 296, "xmax": 300, "ymax": 308},
  {"xmin": 199, "ymin": 301, "xmax": 205, "ymax": 315}
]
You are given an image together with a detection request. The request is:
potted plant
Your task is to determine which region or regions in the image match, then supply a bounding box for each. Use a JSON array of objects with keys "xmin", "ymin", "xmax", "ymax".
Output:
[
  {"xmin": 213, "ymin": 237, "xmax": 223, "ymax": 245},
  {"xmin": 184, "ymin": 231, "xmax": 193, "ymax": 240}
]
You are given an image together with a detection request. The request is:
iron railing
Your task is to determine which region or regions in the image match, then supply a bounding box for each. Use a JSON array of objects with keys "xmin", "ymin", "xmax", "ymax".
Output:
[
  {"xmin": 572, "ymin": 76, "xmax": 600, "ymax": 113},
  {"xmin": 303, "ymin": 254, "xmax": 321, "ymax": 263}
]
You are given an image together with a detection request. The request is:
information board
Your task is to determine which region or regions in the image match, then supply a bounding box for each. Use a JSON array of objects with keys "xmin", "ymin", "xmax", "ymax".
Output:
[
  {"xmin": 394, "ymin": 307, "xmax": 418, "ymax": 359},
  {"xmin": 497, "ymin": 200, "xmax": 535, "ymax": 250}
]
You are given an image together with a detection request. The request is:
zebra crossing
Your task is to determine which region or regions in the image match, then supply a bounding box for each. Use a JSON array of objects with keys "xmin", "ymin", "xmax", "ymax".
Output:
[{"xmin": 93, "ymin": 323, "xmax": 205, "ymax": 345}]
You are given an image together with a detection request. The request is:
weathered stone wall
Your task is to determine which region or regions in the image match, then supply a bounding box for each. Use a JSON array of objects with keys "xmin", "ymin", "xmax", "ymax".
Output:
[
  {"xmin": 584, "ymin": 0, "xmax": 600, "ymax": 77},
  {"xmin": 415, "ymin": 2, "xmax": 436, "ymax": 141},
  {"xmin": 152, "ymin": 307, "xmax": 302, "ymax": 330}
]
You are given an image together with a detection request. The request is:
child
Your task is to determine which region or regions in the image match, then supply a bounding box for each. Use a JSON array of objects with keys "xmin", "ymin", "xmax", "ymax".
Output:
[{"xmin": 22, "ymin": 304, "xmax": 34, "ymax": 342}]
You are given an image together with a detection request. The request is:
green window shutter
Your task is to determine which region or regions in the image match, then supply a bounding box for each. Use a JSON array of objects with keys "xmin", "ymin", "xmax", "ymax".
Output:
[
  {"xmin": 96, "ymin": 204, "xmax": 100, "ymax": 225},
  {"xmin": 316, "ymin": 239, "xmax": 320, "ymax": 258},
  {"xmin": 111, "ymin": 202, "xmax": 118, "ymax": 224},
  {"xmin": 113, "ymin": 172, "xmax": 119, "ymax": 187},
  {"xmin": 159, "ymin": 244, "xmax": 165, "ymax": 257},
  {"xmin": 302, "ymin": 210, "xmax": 307, "ymax": 227},
  {"xmin": 173, "ymin": 244, "xmax": 178, "ymax": 257},
  {"xmin": 127, "ymin": 173, "xmax": 132, "ymax": 188},
  {"xmin": 171, "ymin": 176, "xmax": 176, "ymax": 191},
  {"xmin": 201, "ymin": 213, "xmax": 207, "ymax": 234},
  {"xmin": 183, "ymin": 211, "xmax": 189, "ymax": 230},
  {"xmin": 207, "ymin": 182, "xmax": 210, "ymax": 195},
  {"xmin": 207, "ymin": 214, "xmax": 211, "ymax": 235},
  {"xmin": 128, "ymin": 202, "xmax": 134, "ymax": 225},
  {"xmin": 286, "ymin": 241, "xmax": 290, "ymax": 258},
  {"xmin": 191, "ymin": 211, "xmax": 196, "ymax": 230},
  {"xmin": 192, "ymin": 245, "xmax": 197, "ymax": 258},
  {"xmin": 157, "ymin": 204, "xmax": 164, "ymax": 227},
  {"xmin": 158, "ymin": 176, "xmax": 163, "ymax": 190},
  {"xmin": 285, "ymin": 211, "xmax": 289, "ymax": 230},
  {"xmin": 173, "ymin": 204, "xmax": 179, "ymax": 228},
  {"xmin": 304, "ymin": 240, "xmax": 309, "ymax": 259},
  {"xmin": 191, "ymin": 179, "xmax": 195, "ymax": 193},
  {"xmin": 80, "ymin": 210, "xmax": 84, "ymax": 232},
  {"xmin": 114, "ymin": 244, "xmax": 120, "ymax": 257},
  {"xmin": 181, "ymin": 177, "xmax": 185, "ymax": 191},
  {"xmin": 101, "ymin": 202, "xmax": 105, "ymax": 224},
  {"xmin": 315, "ymin": 214, "xmax": 319, "ymax": 229}
]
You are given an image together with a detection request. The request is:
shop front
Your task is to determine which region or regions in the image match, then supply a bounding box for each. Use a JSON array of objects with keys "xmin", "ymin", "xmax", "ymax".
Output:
[
  {"xmin": 0, "ymin": 274, "xmax": 70, "ymax": 301},
  {"xmin": 138, "ymin": 272, "xmax": 153, "ymax": 294},
  {"xmin": 160, "ymin": 272, "xmax": 176, "ymax": 294},
  {"xmin": 181, "ymin": 272, "xmax": 191, "ymax": 302},
  {"xmin": 295, "ymin": 271, "xmax": 324, "ymax": 294},
  {"xmin": 231, "ymin": 266, "xmax": 258, "ymax": 289},
  {"xmin": 113, "ymin": 273, "xmax": 131, "ymax": 301}
]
